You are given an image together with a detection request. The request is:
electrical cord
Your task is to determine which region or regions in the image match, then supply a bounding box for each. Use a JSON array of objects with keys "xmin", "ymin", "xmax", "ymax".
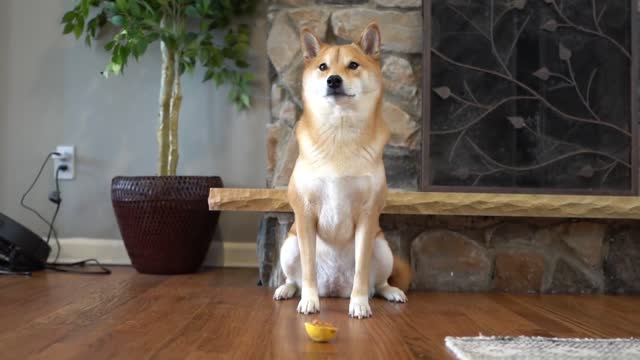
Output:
[
  {"xmin": 20, "ymin": 152, "xmax": 60, "ymax": 244},
  {"xmin": 20, "ymin": 152, "xmax": 111, "ymax": 275},
  {"xmin": 45, "ymin": 166, "xmax": 110, "ymax": 275},
  {"xmin": 47, "ymin": 166, "xmax": 63, "ymax": 264},
  {"xmin": 46, "ymin": 259, "xmax": 111, "ymax": 275}
]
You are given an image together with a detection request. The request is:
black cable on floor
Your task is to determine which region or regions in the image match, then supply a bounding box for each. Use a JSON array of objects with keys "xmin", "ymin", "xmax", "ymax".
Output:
[{"xmin": 46, "ymin": 259, "xmax": 111, "ymax": 275}]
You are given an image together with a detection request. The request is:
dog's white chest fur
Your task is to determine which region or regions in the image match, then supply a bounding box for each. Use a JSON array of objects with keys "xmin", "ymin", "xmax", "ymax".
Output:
[
  {"xmin": 297, "ymin": 173, "xmax": 384, "ymax": 244},
  {"xmin": 316, "ymin": 176, "xmax": 370, "ymax": 243},
  {"xmin": 316, "ymin": 240, "xmax": 356, "ymax": 297},
  {"xmin": 292, "ymin": 172, "xmax": 385, "ymax": 297}
]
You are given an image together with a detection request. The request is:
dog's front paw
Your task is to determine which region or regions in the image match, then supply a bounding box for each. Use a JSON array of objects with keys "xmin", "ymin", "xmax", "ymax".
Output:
[
  {"xmin": 274, "ymin": 283, "xmax": 297, "ymax": 300},
  {"xmin": 349, "ymin": 296, "xmax": 372, "ymax": 319},
  {"xmin": 297, "ymin": 288, "xmax": 320, "ymax": 314},
  {"xmin": 378, "ymin": 285, "xmax": 407, "ymax": 303}
]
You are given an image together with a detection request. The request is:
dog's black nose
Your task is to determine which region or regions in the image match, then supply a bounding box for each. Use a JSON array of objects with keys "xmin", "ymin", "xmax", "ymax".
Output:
[{"xmin": 327, "ymin": 75, "xmax": 343, "ymax": 89}]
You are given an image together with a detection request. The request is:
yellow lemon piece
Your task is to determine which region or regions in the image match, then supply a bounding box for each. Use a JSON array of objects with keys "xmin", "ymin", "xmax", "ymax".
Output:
[{"xmin": 304, "ymin": 320, "xmax": 338, "ymax": 342}]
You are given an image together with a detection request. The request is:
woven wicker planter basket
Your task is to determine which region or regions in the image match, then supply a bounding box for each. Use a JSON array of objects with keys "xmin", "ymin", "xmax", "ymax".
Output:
[{"xmin": 111, "ymin": 176, "xmax": 223, "ymax": 274}]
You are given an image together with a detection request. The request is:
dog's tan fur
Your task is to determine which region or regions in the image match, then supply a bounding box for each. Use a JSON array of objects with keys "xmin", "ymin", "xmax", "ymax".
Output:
[{"xmin": 273, "ymin": 23, "xmax": 411, "ymax": 318}]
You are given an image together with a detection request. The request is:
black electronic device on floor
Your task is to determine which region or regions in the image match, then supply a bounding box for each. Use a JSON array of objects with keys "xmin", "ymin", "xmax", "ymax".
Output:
[{"xmin": 0, "ymin": 212, "xmax": 50, "ymax": 274}]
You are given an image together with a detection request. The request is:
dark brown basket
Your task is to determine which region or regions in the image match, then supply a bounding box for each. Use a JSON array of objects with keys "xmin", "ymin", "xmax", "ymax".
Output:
[{"xmin": 111, "ymin": 176, "xmax": 223, "ymax": 274}]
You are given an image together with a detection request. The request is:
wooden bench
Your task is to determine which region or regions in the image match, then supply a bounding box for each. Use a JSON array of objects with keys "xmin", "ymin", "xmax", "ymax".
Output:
[{"xmin": 209, "ymin": 188, "xmax": 640, "ymax": 220}]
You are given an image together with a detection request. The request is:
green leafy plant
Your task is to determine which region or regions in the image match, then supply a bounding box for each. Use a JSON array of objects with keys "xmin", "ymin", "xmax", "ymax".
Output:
[{"xmin": 62, "ymin": 0, "xmax": 257, "ymax": 175}]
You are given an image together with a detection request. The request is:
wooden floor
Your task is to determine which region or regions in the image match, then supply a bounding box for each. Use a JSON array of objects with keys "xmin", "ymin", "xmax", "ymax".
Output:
[{"xmin": 1, "ymin": 268, "xmax": 640, "ymax": 360}]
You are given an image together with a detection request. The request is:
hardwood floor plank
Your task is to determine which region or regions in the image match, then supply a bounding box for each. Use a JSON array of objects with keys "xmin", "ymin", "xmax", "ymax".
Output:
[
  {"xmin": 487, "ymin": 295, "xmax": 598, "ymax": 338},
  {"xmin": 1, "ymin": 268, "xmax": 639, "ymax": 360},
  {"xmin": 510, "ymin": 295, "xmax": 640, "ymax": 338},
  {"xmin": 0, "ymin": 269, "xmax": 167, "ymax": 358},
  {"xmin": 0, "ymin": 273, "xmax": 33, "ymax": 289}
]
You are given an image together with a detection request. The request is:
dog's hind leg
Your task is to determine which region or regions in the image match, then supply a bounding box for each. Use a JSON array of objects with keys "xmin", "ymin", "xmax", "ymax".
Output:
[
  {"xmin": 273, "ymin": 230, "xmax": 300, "ymax": 300},
  {"xmin": 372, "ymin": 234, "xmax": 407, "ymax": 303}
]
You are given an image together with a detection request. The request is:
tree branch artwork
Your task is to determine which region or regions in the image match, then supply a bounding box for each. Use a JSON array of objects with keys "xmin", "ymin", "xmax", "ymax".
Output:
[{"xmin": 429, "ymin": 0, "xmax": 633, "ymax": 191}]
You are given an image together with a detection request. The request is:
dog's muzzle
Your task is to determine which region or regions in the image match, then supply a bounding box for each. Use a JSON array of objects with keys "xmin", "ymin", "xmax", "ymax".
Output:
[{"xmin": 325, "ymin": 75, "xmax": 353, "ymax": 97}]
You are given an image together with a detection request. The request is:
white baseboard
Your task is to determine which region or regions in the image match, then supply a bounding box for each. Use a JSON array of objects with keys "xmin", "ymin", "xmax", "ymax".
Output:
[{"xmin": 48, "ymin": 238, "xmax": 258, "ymax": 268}]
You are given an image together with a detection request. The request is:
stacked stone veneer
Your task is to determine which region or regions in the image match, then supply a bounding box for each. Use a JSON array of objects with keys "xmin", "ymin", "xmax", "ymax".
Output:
[
  {"xmin": 259, "ymin": 213, "xmax": 640, "ymax": 294},
  {"xmin": 260, "ymin": 0, "xmax": 640, "ymax": 294}
]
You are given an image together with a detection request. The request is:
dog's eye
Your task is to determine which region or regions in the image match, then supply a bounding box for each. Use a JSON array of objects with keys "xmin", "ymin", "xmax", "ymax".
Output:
[
  {"xmin": 319, "ymin": 63, "xmax": 328, "ymax": 71},
  {"xmin": 348, "ymin": 62, "xmax": 359, "ymax": 70}
]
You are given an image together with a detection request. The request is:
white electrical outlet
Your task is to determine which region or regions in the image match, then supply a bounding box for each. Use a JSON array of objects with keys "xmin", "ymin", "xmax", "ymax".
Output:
[{"xmin": 53, "ymin": 145, "xmax": 75, "ymax": 180}]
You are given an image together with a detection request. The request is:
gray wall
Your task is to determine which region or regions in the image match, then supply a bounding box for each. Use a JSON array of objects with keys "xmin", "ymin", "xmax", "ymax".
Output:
[
  {"xmin": 0, "ymin": 0, "xmax": 267, "ymax": 246},
  {"xmin": 0, "ymin": 2, "xmax": 8, "ymax": 208}
]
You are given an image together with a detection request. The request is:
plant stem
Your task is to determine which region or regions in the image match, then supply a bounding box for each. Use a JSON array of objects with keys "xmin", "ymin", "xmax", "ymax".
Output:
[
  {"xmin": 158, "ymin": 38, "xmax": 175, "ymax": 176},
  {"xmin": 168, "ymin": 51, "xmax": 182, "ymax": 176}
]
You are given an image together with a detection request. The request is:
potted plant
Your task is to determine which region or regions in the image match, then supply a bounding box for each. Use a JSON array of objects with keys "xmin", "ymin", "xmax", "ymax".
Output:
[{"xmin": 61, "ymin": 0, "xmax": 257, "ymax": 274}]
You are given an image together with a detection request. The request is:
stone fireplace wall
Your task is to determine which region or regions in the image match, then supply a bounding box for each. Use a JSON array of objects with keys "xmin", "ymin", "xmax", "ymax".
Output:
[
  {"xmin": 259, "ymin": 0, "xmax": 640, "ymax": 294},
  {"xmin": 258, "ymin": 213, "xmax": 640, "ymax": 294}
]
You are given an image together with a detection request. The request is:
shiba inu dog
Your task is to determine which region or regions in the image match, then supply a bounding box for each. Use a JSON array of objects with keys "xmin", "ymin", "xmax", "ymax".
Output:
[{"xmin": 273, "ymin": 22, "xmax": 412, "ymax": 319}]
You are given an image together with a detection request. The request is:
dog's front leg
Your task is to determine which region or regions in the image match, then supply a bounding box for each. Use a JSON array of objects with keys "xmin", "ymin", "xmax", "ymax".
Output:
[
  {"xmin": 349, "ymin": 214, "xmax": 377, "ymax": 319},
  {"xmin": 295, "ymin": 213, "xmax": 320, "ymax": 314}
]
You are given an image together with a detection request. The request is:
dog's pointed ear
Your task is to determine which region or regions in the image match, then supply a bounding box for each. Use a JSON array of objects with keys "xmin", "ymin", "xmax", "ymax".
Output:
[
  {"xmin": 358, "ymin": 22, "xmax": 382, "ymax": 59},
  {"xmin": 300, "ymin": 28, "xmax": 323, "ymax": 62}
]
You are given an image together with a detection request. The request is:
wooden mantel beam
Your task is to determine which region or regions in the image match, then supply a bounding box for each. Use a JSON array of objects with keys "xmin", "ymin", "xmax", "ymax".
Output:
[{"xmin": 209, "ymin": 188, "xmax": 640, "ymax": 220}]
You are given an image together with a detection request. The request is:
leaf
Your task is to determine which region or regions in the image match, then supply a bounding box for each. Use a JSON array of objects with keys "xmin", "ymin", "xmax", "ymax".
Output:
[
  {"xmin": 137, "ymin": 1, "xmax": 154, "ymax": 14},
  {"xmin": 105, "ymin": 40, "xmax": 116, "ymax": 51},
  {"xmin": 200, "ymin": 20, "xmax": 212, "ymax": 33},
  {"xmin": 433, "ymin": 87, "xmax": 451, "ymax": 99},
  {"xmin": 110, "ymin": 62, "xmax": 122, "ymax": 75},
  {"xmin": 110, "ymin": 15, "xmax": 124, "ymax": 27},
  {"xmin": 240, "ymin": 93, "xmax": 251, "ymax": 108},
  {"xmin": 203, "ymin": 69, "xmax": 215, "ymax": 83},
  {"xmin": 62, "ymin": 11, "xmax": 75, "ymax": 24},
  {"xmin": 577, "ymin": 165, "xmax": 594, "ymax": 178},
  {"xmin": 130, "ymin": 1, "xmax": 141, "ymax": 17},
  {"xmin": 73, "ymin": 22, "xmax": 84, "ymax": 39},
  {"xmin": 209, "ymin": 48, "xmax": 223, "ymax": 67},
  {"xmin": 541, "ymin": 19, "xmax": 558, "ymax": 32},
  {"xmin": 213, "ymin": 72, "xmax": 223, "ymax": 87},
  {"xmin": 235, "ymin": 59, "xmax": 250, "ymax": 68},
  {"xmin": 559, "ymin": 43, "xmax": 572, "ymax": 61},
  {"xmin": 115, "ymin": 0, "xmax": 127, "ymax": 12},
  {"xmin": 532, "ymin": 67, "xmax": 551, "ymax": 81},
  {"xmin": 87, "ymin": 17, "xmax": 98, "ymax": 37},
  {"xmin": 63, "ymin": 22, "xmax": 74, "ymax": 35},
  {"xmin": 513, "ymin": 0, "xmax": 527, "ymax": 10},
  {"xmin": 136, "ymin": 40, "xmax": 148, "ymax": 58},
  {"xmin": 118, "ymin": 45, "xmax": 130, "ymax": 62},
  {"xmin": 507, "ymin": 116, "xmax": 526, "ymax": 129},
  {"xmin": 231, "ymin": 43, "xmax": 249, "ymax": 59},
  {"xmin": 228, "ymin": 87, "xmax": 238, "ymax": 103},
  {"xmin": 185, "ymin": 5, "xmax": 200, "ymax": 18}
]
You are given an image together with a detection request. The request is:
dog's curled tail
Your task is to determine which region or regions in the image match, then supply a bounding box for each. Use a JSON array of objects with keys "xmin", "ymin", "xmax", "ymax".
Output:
[{"xmin": 389, "ymin": 255, "xmax": 412, "ymax": 292}]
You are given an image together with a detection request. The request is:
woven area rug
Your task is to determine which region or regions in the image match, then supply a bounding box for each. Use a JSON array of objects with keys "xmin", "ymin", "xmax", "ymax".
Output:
[{"xmin": 445, "ymin": 336, "xmax": 640, "ymax": 360}]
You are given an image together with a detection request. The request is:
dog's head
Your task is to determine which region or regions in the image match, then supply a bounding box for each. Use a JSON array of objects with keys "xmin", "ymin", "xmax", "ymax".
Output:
[{"xmin": 300, "ymin": 23, "xmax": 383, "ymax": 115}]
